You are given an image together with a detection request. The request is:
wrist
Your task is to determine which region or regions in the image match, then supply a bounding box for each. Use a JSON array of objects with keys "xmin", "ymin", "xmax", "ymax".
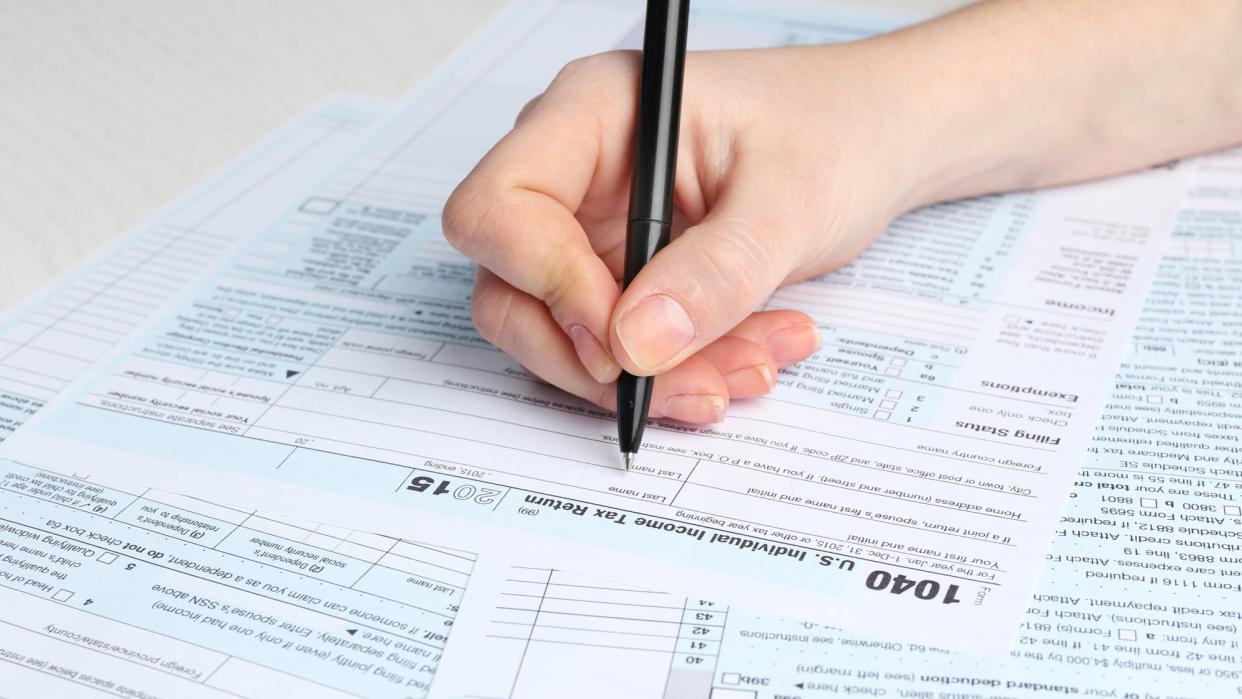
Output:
[
  {"xmin": 836, "ymin": 35, "xmax": 1036, "ymax": 212},
  {"xmin": 781, "ymin": 43, "xmax": 934, "ymax": 223}
]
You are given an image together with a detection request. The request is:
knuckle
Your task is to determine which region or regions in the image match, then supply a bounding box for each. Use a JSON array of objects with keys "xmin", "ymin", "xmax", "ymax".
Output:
[
  {"xmin": 469, "ymin": 277, "xmax": 510, "ymax": 347},
  {"xmin": 543, "ymin": 51, "xmax": 639, "ymax": 149},
  {"xmin": 541, "ymin": 268, "xmax": 573, "ymax": 314},
  {"xmin": 514, "ymin": 93, "xmax": 543, "ymax": 125},
  {"xmin": 442, "ymin": 182, "xmax": 496, "ymax": 257},
  {"xmin": 552, "ymin": 52, "xmax": 621, "ymax": 86},
  {"xmin": 442, "ymin": 184, "xmax": 478, "ymax": 250},
  {"xmin": 541, "ymin": 250, "xmax": 592, "ymax": 313},
  {"xmin": 552, "ymin": 55, "xmax": 592, "ymax": 85},
  {"xmin": 549, "ymin": 51, "xmax": 638, "ymax": 100}
]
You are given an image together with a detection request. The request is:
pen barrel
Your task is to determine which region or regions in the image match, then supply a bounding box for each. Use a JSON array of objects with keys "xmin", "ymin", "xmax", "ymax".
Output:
[
  {"xmin": 622, "ymin": 219, "xmax": 672, "ymax": 288},
  {"xmin": 617, "ymin": 372, "xmax": 654, "ymax": 454},
  {"xmin": 617, "ymin": 218, "xmax": 667, "ymax": 455},
  {"xmin": 618, "ymin": 0, "xmax": 688, "ymax": 459},
  {"xmin": 627, "ymin": 0, "xmax": 690, "ymax": 225}
]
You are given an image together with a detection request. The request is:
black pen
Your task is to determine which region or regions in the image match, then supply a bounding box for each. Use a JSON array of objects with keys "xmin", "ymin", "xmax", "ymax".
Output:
[{"xmin": 617, "ymin": 0, "xmax": 690, "ymax": 471}]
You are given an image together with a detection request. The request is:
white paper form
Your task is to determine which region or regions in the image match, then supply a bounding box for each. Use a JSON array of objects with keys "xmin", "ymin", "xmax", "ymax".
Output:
[
  {"xmin": 0, "ymin": 459, "xmax": 471, "ymax": 698},
  {"xmin": 4, "ymin": 0, "xmax": 1191, "ymax": 652},
  {"xmin": 0, "ymin": 93, "xmax": 388, "ymax": 443},
  {"xmin": 0, "ymin": 94, "xmax": 484, "ymax": 698},
  {"xmin": 426, "ymin": 150, "xmax": 1242, "ymax": 699},
  {"xmin": 433, "ymin": 549, "xmax": 1240, "ymax": 699}
]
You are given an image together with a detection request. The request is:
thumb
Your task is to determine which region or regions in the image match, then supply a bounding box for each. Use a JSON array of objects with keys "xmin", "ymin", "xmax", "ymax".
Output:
[{"xmin": 608, "ymin": 176, "xmax": 811, "ymax": 376}]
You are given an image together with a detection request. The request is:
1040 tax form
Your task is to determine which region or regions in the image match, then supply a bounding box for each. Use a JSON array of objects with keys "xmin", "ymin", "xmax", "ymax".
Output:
[
  {"xmin": 2, "ymin": 0, "xmax": 1193, "ymax": 653},
  {"xmin": 0, "ymin": 96, "xmax": 483, "ymax": 698},
  {"xmin": 428, "ymin": 147, "xmax": 1242, "ymax": 699}
]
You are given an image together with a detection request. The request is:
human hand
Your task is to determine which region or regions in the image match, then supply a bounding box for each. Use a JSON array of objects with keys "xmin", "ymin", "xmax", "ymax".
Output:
[
  {"xmin": 445, "ymin": 0, "xmax": 1242, "ymax": 425},
  {"xmin": 444, "ymin": 46, "xmax": 920, "ymax": 423}
]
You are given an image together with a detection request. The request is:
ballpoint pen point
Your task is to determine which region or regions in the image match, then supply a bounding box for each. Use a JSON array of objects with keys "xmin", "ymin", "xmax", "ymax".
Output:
[{"xmin": 624, "ymin": 452, "xmax": 636, "ymax": 471}]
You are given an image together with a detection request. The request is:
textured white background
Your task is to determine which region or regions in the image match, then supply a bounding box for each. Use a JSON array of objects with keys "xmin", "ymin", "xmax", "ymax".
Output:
[{"xmin": 0, "ymin": 0, "xmax": 963, "ymax": 309}]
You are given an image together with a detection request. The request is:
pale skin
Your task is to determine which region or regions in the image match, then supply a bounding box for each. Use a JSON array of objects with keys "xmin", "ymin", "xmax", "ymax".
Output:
[{"xmin": 443, "ymin": 0, "xmax": 1242, "ymax": 425}]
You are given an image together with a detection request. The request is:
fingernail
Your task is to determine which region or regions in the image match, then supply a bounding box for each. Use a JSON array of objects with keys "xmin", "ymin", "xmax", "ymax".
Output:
[
  {"xmin": 615, "ymin": 294, "xmax": 696, "ymax": 371},
  {"xmin": 722, "ymin": 363, "xmax": 774, "ymax": 396},
  {"xmin": 766, "ymin": 323, "xmax": 822, "ymax": 367},
  {"xmin": 662, "ymin": 394, "xmax": 726, "ymax": 423},
  {"xmin": 568, "ymin": 324, "xmax": 619, "ymax": 383}
]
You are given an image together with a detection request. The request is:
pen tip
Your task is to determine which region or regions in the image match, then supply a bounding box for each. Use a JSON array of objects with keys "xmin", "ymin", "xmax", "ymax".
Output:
[{"xmin": 624, "ymin": 452, "xmax": 636, "ymax": 471}]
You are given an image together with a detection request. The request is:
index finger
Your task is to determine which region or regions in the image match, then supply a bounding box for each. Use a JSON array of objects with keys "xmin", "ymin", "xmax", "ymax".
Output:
[{"xmin": 442, "ymin": 55, "xmax": 636, "ymax": 383}]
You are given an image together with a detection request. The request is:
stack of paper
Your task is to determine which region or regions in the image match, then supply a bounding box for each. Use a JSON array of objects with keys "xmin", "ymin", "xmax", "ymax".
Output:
[{"xmin": 1, "ymin": 1, "xmax": 1238, "ymax": 698}]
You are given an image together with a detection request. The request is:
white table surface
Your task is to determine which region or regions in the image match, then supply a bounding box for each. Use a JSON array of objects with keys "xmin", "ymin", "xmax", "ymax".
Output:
[{"xmin": 0, "ymin": 0, "xmax": 965, "ymax": 310}]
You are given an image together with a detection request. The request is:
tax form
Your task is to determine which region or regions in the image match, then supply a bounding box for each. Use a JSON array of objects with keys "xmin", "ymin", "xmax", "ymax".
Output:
[
  {"xmin": 429, "ymin": 149, "xmax": 1242, "ymax": 699},
  {"xmin": 0, "ymin": 95, "xmax": 480, "ymax": 698},
  {"xmin": 3, "ymin": 0, "xmax": 1192, "ymax": 652},
  {"xmin": 0, "ymin": 460, "xmax": 469, "ymax": 698},
  {"xmin": 0, "ymin": 93, "xmax": 386, "ymax": 444}
]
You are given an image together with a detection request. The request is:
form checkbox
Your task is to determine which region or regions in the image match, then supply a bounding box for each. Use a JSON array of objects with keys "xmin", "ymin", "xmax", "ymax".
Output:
[
  {"xmin": 1146, "ymin": 395, "xmax": 1163, "ymax": 404},
  {"xmin": 721, "ymin": 673, "xmax": 741, "ymax": 685},
  {"xmin": 1140, "ymin": 498, "xmax": 1157, "ymax": 509},
  {"xmin": 52, "ymin": 589, "xmax": 74, "ymax": 602},
  {"xmin": 299, "ymin": 197, "xmax": 339, "ymax": 215},
  {"xmin": 1224, "ymin": 505, "xmax": 1240, "ymax": 516},
  {"xmin": 97, "ymin": 552, "xmax": 117, "ymax": 565},
  {"xmin": 874, "ymin": 411, "xmax": 891, "ymax": 421},
  {"xmin": 889, "ymin": 357, "xmax": 907, "ymax": 367},
  {"xmin": 880, "ymin": 400, "xmax": 897, "ymax": 410},
  {"xmin": 884, "ymin": 367, "xmax": 901, "ymax": 377},
  {"xmin": 885, "ymin": 389, "xmax": 902, "ymax": 399},
  {"xmin": 1118, "ymin": 629, "xmax": 1137, "ymax": 641}
]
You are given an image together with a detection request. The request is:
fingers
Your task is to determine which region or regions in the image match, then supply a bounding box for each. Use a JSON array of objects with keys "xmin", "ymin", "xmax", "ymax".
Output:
[
  {"xmin": 723, "ymin": 309, "xmax": 821, "ymax": 368},
  {"xmin": 472, "ymin": 268, "xmax": 727, "ymax": 421},
  {"xmin": 471, "ymin": 268, "xmax": 611, "ymax": 407},
  {"xmin": 650, "ymin": 354, "xmax": 730, "ymax": 423},
  {"xmin": 695, "ymin": 336, "xmax": 775, "ymax": 400},
  {"xmin": 608, "ymin": 166, "xmax": 815, "ymax": 376},
  {"xmin": 443, "ymin": 58, "xmax": 635, "ymax": 384},
  {"xmin": 473, "ymin": 268, "xmax": 820, "ymax": 424},
  {"xmin": 701, "ymin": 310, "xmax": 820, "ymax": 398}
]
